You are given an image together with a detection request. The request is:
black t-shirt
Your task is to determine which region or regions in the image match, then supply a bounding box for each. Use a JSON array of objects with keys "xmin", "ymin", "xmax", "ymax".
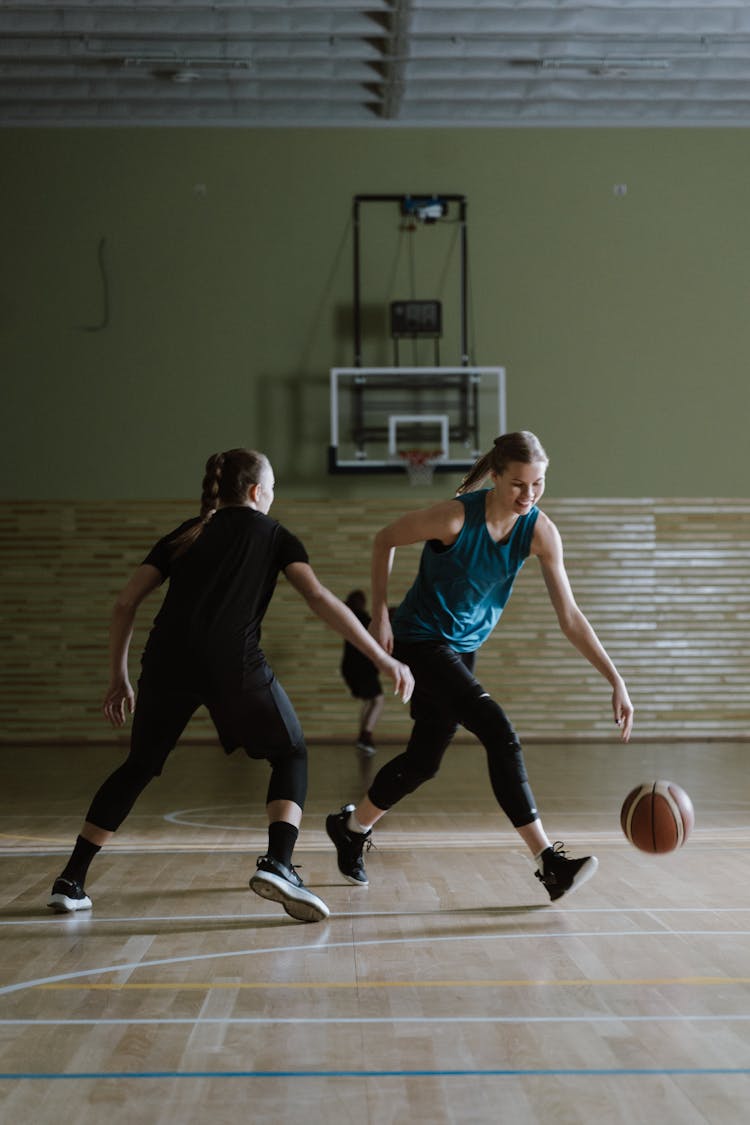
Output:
[{"xmin": 141, "ymin": 506, "xmax": 308, "ymax": 687}]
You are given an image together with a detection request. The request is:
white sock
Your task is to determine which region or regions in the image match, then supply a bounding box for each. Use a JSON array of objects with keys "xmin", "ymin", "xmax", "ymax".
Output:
[{"xmin": 347, "ymin": 811, "xmax": 370, "ymax": 836}]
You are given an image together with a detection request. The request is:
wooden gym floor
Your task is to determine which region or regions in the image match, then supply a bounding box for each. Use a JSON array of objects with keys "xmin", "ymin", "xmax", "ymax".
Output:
[{"xmin": 1, "ymin": 738, "xmax": 749, "ymax": 1124}]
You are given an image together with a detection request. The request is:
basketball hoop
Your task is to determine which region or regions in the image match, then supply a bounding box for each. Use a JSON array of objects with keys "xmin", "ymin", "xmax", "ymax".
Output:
[{"xmin": 399, "ymin": 449, "xmax": 443, "ymax": 486}]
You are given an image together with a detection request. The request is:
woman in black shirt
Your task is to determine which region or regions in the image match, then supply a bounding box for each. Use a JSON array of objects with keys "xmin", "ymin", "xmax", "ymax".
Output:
[{"xmin": 48, "ymin": 448, "xmax": 413, "ymax": 923}]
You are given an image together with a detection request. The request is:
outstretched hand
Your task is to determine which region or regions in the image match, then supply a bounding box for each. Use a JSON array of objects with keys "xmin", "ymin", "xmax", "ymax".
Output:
[
  {"xmin": 103, "ymin": 678, "xmax": 135, "ymax": 727},
  {"xmin": 612, "ymin": 682, "xmax": 634, "ymax": 742}
]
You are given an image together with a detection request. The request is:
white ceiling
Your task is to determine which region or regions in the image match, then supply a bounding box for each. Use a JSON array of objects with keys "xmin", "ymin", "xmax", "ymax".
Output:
[{"xmin": 3, "ymin": 1, "xmax": 750, "ymax": 128}]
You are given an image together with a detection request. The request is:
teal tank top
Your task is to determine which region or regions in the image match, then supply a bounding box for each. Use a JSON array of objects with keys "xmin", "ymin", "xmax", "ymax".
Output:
[{"xmin": 392, "ymin": 490, "xmax": 540, "ymax": 653}]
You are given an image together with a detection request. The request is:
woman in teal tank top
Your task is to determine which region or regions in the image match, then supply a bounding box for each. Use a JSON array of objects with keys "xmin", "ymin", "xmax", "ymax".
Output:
[{"xmin": 326, "ymin": 431, "xmax": 634, "ymax": 903}]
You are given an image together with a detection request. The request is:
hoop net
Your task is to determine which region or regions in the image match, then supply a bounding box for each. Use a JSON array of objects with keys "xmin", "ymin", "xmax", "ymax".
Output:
[{"xmin": 399, "ymin": 449, "xmax": 443, "ymax": 486}]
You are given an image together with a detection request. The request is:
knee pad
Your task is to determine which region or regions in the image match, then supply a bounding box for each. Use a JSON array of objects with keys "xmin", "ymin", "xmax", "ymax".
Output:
[
  {"xmin": 266, "ymin": 741, "xmax": 308, "ymax": 807},
  {"xmin": 461, "ymin": 689, "xmax": 517, "ymax": 745},
  {"xmin": 368, "ymin": 756, "xmax": 439, "ymax": 810},
  {"xmin": 456, "ymin": 690, "xmax": 537, "ymax": 826},
  {"xmin": 86, "ymin": 756, "xmax": 159, "ymax": 832},
  {"xmin": 399, "ymin": 761, "xmax": 440, "ymax": 790}
]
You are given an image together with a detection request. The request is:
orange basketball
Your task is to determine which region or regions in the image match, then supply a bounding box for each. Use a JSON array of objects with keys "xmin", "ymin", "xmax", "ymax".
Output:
[{"xmin": 620, "ymin": 780, "xmax": 694, "ymax": 854}]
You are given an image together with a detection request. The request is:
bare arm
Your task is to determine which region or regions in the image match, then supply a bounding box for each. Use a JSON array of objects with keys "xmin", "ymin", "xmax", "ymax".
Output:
[
  {"xmin": 284, "ymin": 561, "xmax": 414, "ymax": 702},
  {"xmin": 370, "ymin": 499, "xmax": 466, "ymax": 651},
  {"xmin": 532, "ymin": 512, "xmax": 634, "ymax": 742},
  {"xmin": 103, "ymin": 564, "xmax": 163, "ymax": 727}
]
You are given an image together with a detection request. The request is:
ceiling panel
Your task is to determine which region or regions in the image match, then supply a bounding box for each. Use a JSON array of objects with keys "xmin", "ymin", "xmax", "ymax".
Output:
[{"xmin": 2, "ymin": 1, "xmax": 750, "ymax": 127}]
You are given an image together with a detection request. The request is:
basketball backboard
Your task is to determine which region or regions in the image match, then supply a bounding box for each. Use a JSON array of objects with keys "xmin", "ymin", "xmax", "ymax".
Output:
[{"xmin": 328, "ymin": 366, "xmax": 506, "ymax": 474}]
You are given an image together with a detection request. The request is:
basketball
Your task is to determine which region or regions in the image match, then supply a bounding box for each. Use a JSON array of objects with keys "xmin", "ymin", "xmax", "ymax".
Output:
[{"xmin": 620, "ymin": 780, "xmax": 695, "ymax": 854}]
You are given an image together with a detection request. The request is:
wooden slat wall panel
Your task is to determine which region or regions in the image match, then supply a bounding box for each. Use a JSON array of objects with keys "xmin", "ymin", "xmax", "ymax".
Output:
[{"xmin": 2, "ymin": 498, "xmax": 749, "ymax": 744}]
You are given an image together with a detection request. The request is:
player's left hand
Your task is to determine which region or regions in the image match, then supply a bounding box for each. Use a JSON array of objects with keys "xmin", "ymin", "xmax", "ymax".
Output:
[{"xmin": 384, "ymin": 657, "xmax": 414, "ymax": 704}]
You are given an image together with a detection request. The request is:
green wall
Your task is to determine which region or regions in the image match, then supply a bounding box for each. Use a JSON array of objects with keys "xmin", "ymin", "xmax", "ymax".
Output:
[{"xmin": 3, "ymin": 127, "xmax": 750, "ymax": 500}]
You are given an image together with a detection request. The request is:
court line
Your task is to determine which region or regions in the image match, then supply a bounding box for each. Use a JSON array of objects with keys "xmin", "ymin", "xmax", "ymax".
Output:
[
  {"xmin": 28, "ymin": 974, "xmax": 750, "ymax": 991},
  {"xmin": 4, "ymin": 836, "xmax": 750, "ymax": 857},
  {"xmin": 3, "ymin": 1014, "xmax": 750, "ymax": 1026},
  {"xmin": 3, "ymin": 929, "xmax": 750, "ymax": 998},
  {"xmin": 4, "ymin": 905, "xmax": 750, "ymax": 929},
  {"xmin": 0, "ymin": 845, "xmax": 271, "ymax": 856},
  {"xmin": 164, "ymin": 805, "xmax": 265, "ymax": 831},
  {"xmin": 2, "ymin": 1067, "xmax": 750, "ymax": 1080}
]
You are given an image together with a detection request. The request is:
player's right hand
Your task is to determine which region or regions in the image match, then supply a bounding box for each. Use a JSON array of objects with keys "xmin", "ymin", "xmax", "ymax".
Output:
[{"xmin": 103, "ymin": 678, "xmax": 135, "ymax": 727}]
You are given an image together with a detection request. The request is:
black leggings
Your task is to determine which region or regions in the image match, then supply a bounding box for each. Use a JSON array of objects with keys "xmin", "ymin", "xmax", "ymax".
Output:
[
  {"xmin": 368, "ymin": 641, "xmax": 538, "ymax": 828},
  {"xmin": 87, "ymin": 670, "xmax": 308, "ymax": 833}
]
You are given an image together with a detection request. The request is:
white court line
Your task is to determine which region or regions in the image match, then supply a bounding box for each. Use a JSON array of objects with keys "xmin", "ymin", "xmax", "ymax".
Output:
[
  {"xmin": 2, "ymin": 1014, "xmax": 750, "ymax": 1027},
  {"xmin": 5, "ymin": 834, "xmax": 750, "ymax": 858},
  {"xmin": 4, "ymin": 928, "xmax": 750, "ymax": 998},
  {"xmin": 163, "ymin": 805, "xmax": 266, "ymax": 831},
  {"xmin": 4, "ymin": 906, "xmax": 750, "ymax": 928},
  {"xmin": 7, "ymin": 904, "xmax": 750, "ymax": 931}
]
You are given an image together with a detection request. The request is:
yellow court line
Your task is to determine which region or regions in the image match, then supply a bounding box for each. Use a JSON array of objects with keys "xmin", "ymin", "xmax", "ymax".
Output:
[
  {"xmin": 36, "ymin": 976, "xmax": 750, "ymax": 991},
  {"xmin": 0, "ymin": 833, "xmax": 74, "ymax": 844},
  {"xmin": 0, "ymin": 835, "xmax": 264, "ymax": 849},
  {"xmin": 5, "ymin": 829, "xmax": 750, "ymax": 849}
]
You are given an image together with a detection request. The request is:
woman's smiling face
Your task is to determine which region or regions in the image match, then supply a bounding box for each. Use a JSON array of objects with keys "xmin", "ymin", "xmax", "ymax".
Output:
[{"xmin": 491, "ymin": 460, "xmax": 547, "ymax": 514}]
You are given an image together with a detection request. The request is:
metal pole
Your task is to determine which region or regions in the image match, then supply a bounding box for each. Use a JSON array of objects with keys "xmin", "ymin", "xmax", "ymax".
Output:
[
  {"xmin": 459, "ymin": 197, "xmax": 469, "ymax": 366},
  {"xmin": 353, "ymin": 197, "xmax": 362, "ymax": 367}
]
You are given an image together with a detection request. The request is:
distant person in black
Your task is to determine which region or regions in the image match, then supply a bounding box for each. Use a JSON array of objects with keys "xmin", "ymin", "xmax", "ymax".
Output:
[
  {"xmin": 47, "ymin": 449, "xmax": 413, "ymax": 923},
  {"xmin": 341, "ymin": 590, "xmax": 385, "ymax": 756}
]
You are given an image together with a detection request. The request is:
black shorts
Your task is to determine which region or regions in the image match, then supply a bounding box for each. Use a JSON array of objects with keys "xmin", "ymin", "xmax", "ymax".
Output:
[
  {"xmin": 131, "ymin": 667, "xmax": 305, "ymax": 774},
  {"xmin": 342, "ymin": 668, "xmax": 383, "ymax": 701},
  {"xmin": 209, "ymin": 675, "xmax": 304, "ymax": 760}
]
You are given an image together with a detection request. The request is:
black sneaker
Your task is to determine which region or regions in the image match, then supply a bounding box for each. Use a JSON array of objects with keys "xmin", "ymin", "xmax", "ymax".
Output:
[
  {"xmin": 249, "ymin": 856, "xmax": 329, "ymax": 923},
  {"xmin": 534, "ymin": 842, "xmax": 598, "ymax": 902},
  {"xmin": 47, "ymin": 877, "xmax": 93, "ymax": 914},
  {"xmin": 326, "ymin": 804, "xmax": 371, "ymax": 886}
]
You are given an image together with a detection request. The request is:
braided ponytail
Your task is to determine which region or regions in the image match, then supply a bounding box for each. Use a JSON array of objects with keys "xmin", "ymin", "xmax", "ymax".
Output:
[
  {"xmin": 457, "ymin": 431, "xmax": 548, "ymax": 495},
  {"xmin": 170, "ymin": 448, "xmax": 269, "ymax": 559},
  {"xmin": 199, "ymin": 452, "xmax": 225, "ymax": 520}
]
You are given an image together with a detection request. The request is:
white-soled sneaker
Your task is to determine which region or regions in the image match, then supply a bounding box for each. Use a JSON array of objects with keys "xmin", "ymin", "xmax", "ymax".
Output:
[
  {"xmin": 250, "ymin": 856, "xmax": 329, "ymax": 923},
  {"xmin": 47, "ymin": 877, "xmax": 93, "ymax": 913}
]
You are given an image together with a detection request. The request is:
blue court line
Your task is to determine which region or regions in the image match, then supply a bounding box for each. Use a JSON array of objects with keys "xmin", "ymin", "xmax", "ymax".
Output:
[{"xmin": 2, "ymin": 1068, "xmax": 750, "ymax": 1080}]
